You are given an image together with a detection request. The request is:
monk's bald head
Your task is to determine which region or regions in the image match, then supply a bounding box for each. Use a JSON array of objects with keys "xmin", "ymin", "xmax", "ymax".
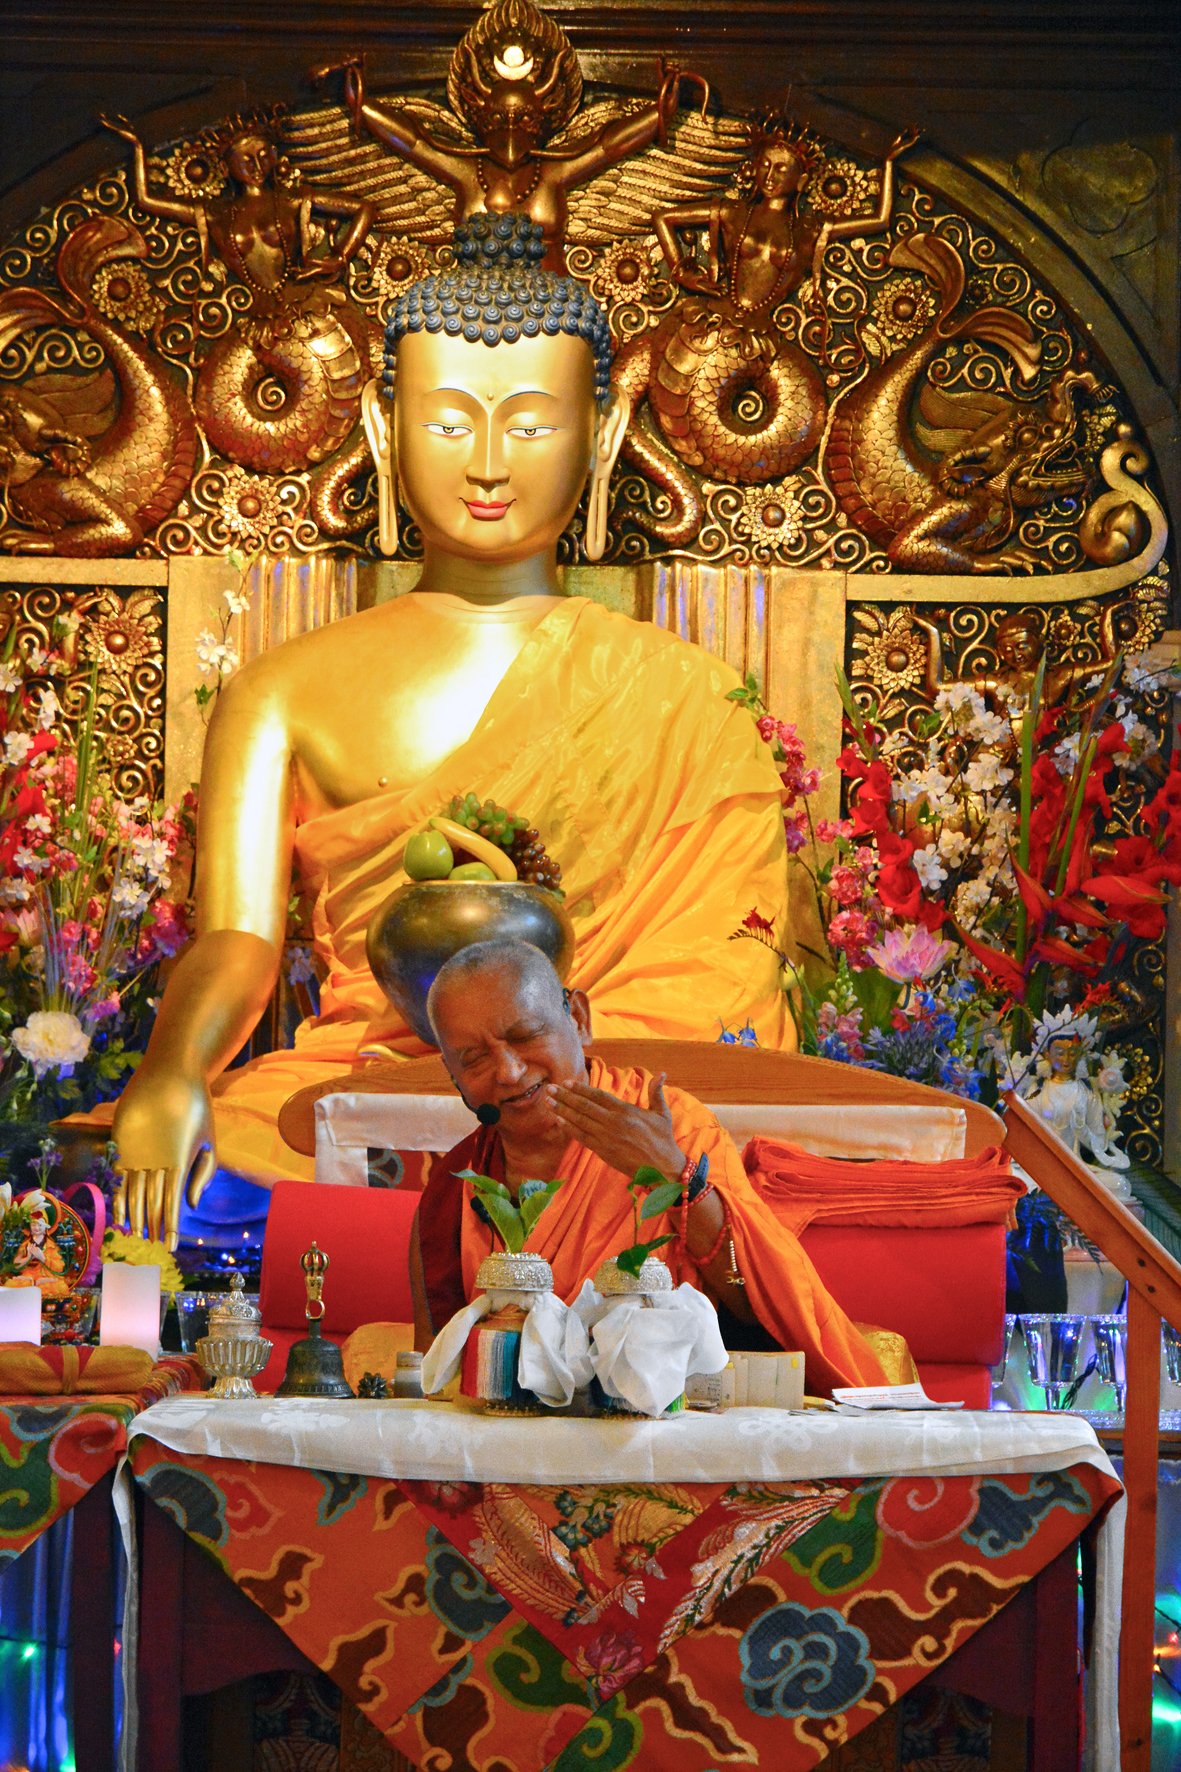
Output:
[{"xmin": 426, "ymin": 940, "xmax": 590, "ymax": 1123}]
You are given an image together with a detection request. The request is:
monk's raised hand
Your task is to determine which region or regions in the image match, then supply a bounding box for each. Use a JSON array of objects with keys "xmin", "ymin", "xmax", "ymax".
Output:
[{"xmin": 548, "ymin": 1072, "xmax": 684, "ymax": 1182}]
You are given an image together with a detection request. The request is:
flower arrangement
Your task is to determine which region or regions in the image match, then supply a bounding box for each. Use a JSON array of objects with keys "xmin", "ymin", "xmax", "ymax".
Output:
[
  {"xmin": 730, "ymin": 645, "xmax": 1178, "ymax": 1118},
  {"xmin": 0, "ymin": 623, "xmax": 193, "ymax": 1133}
]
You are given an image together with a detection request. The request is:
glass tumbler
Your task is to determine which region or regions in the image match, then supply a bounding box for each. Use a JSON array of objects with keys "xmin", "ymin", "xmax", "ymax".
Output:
[{"xmin": 1021, "ymin": 1314, "xmax": 1089, "ymax": 1410}]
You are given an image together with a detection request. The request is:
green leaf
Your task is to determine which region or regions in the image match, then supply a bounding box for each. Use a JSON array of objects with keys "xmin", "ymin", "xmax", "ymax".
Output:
[
  {"xmin": 519, "ymin": 1178, "xmax": 564, "ymax": 1238},
  {"xmin": 639, "ymin": 1181, "xmax": 682, "ymax": 1221},
  {"xmin": 847, "ymin": 965, "xmax": 902, "ymax": 1032},
  {"xmin": 481, "ymin": 1194, "xmax": 526, "ymax": 1254},
  {"xmin": 632, "ymin": 1165, "xmax": 669, "ymax": 1192},
  {"xmin": 460, "ymin": 1170, "xmax": 512, "ymax": 1200},
  {"xmin": 614, "ymin": 1233, "xmax": 676, "ymax": 1277}
]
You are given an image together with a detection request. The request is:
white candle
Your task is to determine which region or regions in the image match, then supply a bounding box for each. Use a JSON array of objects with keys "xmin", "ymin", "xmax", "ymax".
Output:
[
  {"xmin": 99, "ymin": 1263, "xmax": 160, "ymax": 1356},
  {"xmin": 0, "ymin": 1286, "xmax": 42, "ymax": 1345}
]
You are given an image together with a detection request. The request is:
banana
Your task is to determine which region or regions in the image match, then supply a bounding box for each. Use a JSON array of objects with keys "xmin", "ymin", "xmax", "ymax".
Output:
[{"xmin": 428, "ymin": 815, "xmax": 518, "ymax": 882}]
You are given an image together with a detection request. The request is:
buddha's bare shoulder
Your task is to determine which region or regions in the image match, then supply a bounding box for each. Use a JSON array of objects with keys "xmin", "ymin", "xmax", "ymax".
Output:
[{"xmin": 219, "ymin": 600, "xmax": 420, "ymax": 701}]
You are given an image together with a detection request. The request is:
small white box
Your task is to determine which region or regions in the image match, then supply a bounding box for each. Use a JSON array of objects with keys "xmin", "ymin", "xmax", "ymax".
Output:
[{"xmin": 728, "ymin": 1351, "xmax": 804, "ymax": 1410}]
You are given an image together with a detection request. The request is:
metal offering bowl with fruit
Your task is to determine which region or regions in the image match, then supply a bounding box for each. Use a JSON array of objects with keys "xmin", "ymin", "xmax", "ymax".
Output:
[{"xmin": 366, "ymin": 795, "xmax": 574, "ymax": 1045}]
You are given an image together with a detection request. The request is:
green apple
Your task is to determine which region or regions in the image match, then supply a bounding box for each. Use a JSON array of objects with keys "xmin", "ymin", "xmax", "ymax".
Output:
[
  {"xmin": 448, "ymin": 861, "xmax": 497, "ymax": 882},
  {"xmin": 405, "ymin": 829, "xmax": 454, "ymax": 880}
]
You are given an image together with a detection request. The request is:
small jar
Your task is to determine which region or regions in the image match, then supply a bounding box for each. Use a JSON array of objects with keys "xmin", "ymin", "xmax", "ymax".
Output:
[
  {"xmin": 460, "ymin": 1252, "xmax": 553, "ymax": 1414},
  {"xmin": 394, "ymin": 1351, "xmax": 424, "ymax": 1399},
  {"xmin": 196, "ymin": 1274, "xmax": 272, "ymax": 1400},
  {"xmin": 590, "ymin": 1257, "xmax": 686, "ymax": 1418}
]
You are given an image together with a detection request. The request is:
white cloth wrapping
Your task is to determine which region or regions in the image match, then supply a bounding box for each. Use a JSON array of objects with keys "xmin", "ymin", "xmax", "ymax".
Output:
[
  {"xmin": 573, "ymin": 1280, "xmax": 729, "ymax": 1417},
  {"xmin": 420, "ymin": 1289, "xmax": 592, "ymax": 1408}
]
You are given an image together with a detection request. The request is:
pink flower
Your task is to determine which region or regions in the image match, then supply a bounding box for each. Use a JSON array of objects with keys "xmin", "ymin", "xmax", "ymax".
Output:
[
  {"xmin": 87, "ymin": 993, "xmax": 121, "ymax": 1023},
  {"xmin": 60, "ymin": 919, "xmax": 83, "ymax": 946},
  {"xmin": 64, "ymin": 953, "xmax": 97, "ymax": 994},
  {"xmin": 828, "ymin": 866, "xmax": 865, "ymax": 908},
  {"xmin": 147, "ymin": 900, "xmax": 190, "ymax": 958},
  {"xmin": 866, "ymin": 925, "xmax": 957, "ymax": 983},
  {"xmin": 816, "ymin": 818, "xmax": 854, "ymax": 844},
  {"xmin": 783, "ymin": 812, "xmax": 808, "ymax": 853},
  {"xmin": 756, "ymin": 714, "xmax": 779, "ymax": 743},
  {"xmin": 827, "ymin": 907, "xmax": 876, "ymax": 965}
]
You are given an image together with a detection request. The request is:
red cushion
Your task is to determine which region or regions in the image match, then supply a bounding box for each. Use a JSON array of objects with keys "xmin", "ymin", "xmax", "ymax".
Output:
[
  {"xmin": 260, "ymin": 1182, "xmax": 416, "ymax": 1332},
  {"xmin": 800, "ymin": 1222, "xmax": 1006, "ymax": 1366}
]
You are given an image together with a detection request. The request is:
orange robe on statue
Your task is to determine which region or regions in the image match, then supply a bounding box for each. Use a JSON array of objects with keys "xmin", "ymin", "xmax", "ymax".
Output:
[
  {"xmin": 418, "ymin": 1059, "xmax": 893, "ymax": 1397},
  {"xmin": 170, "ymin": 599, "xmax": 791, "ymax": 1184}
]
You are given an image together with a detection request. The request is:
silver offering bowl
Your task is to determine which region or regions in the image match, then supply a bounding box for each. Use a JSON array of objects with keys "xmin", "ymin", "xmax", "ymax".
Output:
[
  {"xmin": 366, "ymin": 880, "xmax": 575, "ymax": 1046},
  {"xmin": 196, "ymin": 1332, "xmax": 273, "ymax": 1400}
]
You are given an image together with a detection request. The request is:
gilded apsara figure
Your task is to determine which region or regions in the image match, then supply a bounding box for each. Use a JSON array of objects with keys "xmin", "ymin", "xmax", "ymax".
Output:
[
  {"xmin": 613, "ymin": 119, "xmax": 916, "ymax": 541},
  {"xmin": 101, "ymin": 114, "xmax": 375, "ymax": 478}
]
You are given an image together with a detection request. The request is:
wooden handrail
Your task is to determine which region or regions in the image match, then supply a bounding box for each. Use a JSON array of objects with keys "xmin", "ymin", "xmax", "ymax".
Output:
[{"xmin": 1002, "ymin": 1096, "xmax": 1181, "ymax": 1772}]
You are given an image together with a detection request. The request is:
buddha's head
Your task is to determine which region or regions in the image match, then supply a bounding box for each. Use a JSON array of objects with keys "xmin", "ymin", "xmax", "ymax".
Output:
[{"xmin": 362, "ymin": 213, "xmax": 629, "ymax": 564}]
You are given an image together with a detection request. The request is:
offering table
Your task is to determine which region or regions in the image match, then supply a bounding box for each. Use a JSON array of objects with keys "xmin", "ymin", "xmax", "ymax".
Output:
[{"xmin": 126, "ymin": 1399, "xmax": 1122, "ymax": 1770}]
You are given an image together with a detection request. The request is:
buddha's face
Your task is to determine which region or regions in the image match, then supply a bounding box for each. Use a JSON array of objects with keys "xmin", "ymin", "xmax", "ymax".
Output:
[
  {"xmin": 754, "ymin": 144, "xmax": 805, "ymax": 200},
  {"xmin": 393, "ymin": 328, "xmax": 600, "ymax": 565}
]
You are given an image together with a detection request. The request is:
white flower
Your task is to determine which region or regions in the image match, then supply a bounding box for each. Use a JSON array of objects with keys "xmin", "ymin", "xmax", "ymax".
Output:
[
  {"xmin": 0, "ymin": 662, "xmax": 19, "ymax": 693},
  {"xmin": 936, "ymin": 827, "xmax": 971, "ymax": 868},
  {"xmin": 963, "ymin": 753, "xmax": 1013, "ymax": 795},
  {"xmin": 130, "ymin": 834, "xmax": 172, "ymax": 876},
  {"xmin": 285, "ymin": 944, "xmax": 316, "ymax": 986},
  {"xmin": 112, "ymin": 879, "xmax": 151, "ymax": 915},
  {"xmin": 0, "ymin": 1180, "xmax": 10, "ymax": 1216},
  {"xmin": 223, "ymin": 587, "xmax": 252, "ymax": 615},
  {"xmin": 912, "ymin": 844, "xmax": 948, "ymax": 891},
  {"xmin": 935, "ymin": 681, "xmax": 987, "ymax": 721},
  {"xmin": 36, "ymin": 687, "xmax": 62, "ymax": 731},
  {"xmin": 13, "ymin": 846, "xmax": 49, "ymax": 874},
  {"xmin": 12, "ymin": 1009, "xmax": 91, "ymax": 1078},
  {"xmin": 195, "ymin": 630, "xmax": 240, "ymax": 676},
  {"xmin": 24, "ymin": 647, "xmax": 50, "ymax": 672},
  {"xmin": 24, "ymin": 812, "xmax": 51, "ymax": 836},
  {"xmin": 1053, "ymin": 733, "xmax": 1081, "ymax": 776},
  {"xmin": 4, "ymin": 732, "xmax": 33, "ymax": 766},
  {"xmin": 0, "ymin": 878, "xmax": 30, "ymax": 905}
]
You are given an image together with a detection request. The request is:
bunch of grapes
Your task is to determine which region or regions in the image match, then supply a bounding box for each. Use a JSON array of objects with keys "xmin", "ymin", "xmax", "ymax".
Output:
[
  {"xmin": 446, "ymin": 792, "xmax": 527, "ymax": 851},
  {"xmin": 508, "ymin": 825, "xmax": 563, "ymax": 892},
  {"xmin": 446, "ymin": 792, "xmax": 563, "ymax": 891}
]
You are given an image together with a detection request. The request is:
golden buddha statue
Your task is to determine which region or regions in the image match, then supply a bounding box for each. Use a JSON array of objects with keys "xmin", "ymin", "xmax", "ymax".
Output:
[{"xmin": 110, "ymin": 213, "xmax": 791, "ymax": 1248}]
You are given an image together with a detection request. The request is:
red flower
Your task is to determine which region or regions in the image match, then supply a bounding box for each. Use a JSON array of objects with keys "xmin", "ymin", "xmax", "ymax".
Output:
[
  {"xmin": 876, "ymin": 861, "xmax": 922, "ymax": 922},
  {"xmin": 742, "ymin": 908, "xmax": 775, "ymax": 936}
]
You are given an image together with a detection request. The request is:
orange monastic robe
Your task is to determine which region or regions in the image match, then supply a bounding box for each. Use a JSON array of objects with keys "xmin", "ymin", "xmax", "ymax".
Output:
[
  {"xmin": 419, "ymin": 1059, "xmax": 891, "ymax": 1397},
  {"xmin": 199, "ymin": 599, "xmax": 792, "ymax": 1183}
]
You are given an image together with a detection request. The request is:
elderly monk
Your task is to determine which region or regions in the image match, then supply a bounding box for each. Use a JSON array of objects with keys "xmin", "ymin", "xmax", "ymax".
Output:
[{"xmin": 413, "ymin": 939, "xmax": 905, "ymax": 1396}]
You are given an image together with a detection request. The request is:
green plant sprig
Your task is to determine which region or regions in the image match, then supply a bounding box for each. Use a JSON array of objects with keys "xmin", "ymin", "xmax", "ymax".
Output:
[
  {"xmin": 613, "ymin": 1165, "xmax": 683, "ymax": 1279},
  {"xmin": 459, "ymin": 1170, "xmax": 565, "ymax": 1254}
]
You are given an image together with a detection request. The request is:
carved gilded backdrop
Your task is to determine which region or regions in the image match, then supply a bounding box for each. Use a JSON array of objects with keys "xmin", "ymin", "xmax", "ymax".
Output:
[{"xmin": 0, "ymin": 0, "xmax": 1173, "ymax": 1158}]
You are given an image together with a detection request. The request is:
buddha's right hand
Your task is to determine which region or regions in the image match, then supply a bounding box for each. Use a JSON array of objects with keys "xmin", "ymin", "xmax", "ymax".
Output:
[{"xmin": 111, "ymin": 1065, "xmax": 218, "ymax": 1253}]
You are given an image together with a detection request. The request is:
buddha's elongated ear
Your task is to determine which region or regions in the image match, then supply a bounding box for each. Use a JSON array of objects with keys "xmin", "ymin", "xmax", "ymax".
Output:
[
  {"xmin": 584, "ymin": 387, "xmax": 631, "ymax": 564},
  {"xmin": 361, "ymin": 379, "xmax": 398, "ymax": 557}
]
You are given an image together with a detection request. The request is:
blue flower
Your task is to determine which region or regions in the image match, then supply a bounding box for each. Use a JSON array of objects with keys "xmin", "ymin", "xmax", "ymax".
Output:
[{"xmin": 739, "ymin": 1602, "xmax": 874, "ymax": 1718}]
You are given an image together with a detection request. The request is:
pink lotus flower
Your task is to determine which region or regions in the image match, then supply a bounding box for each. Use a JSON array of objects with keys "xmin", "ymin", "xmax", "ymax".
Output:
[{"xmin": 867, "ymin": 925, "xmax": 957, "ymax": 983}]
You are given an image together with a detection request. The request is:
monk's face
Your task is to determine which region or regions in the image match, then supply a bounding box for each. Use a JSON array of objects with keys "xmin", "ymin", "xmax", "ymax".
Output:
[
  {"xmin": 431, "ymin": 964, "xmax": 590, "ymax": 1138},
  {"xmin": 394, "ymin": 329, "xmax": 598, "ymax": 567}
]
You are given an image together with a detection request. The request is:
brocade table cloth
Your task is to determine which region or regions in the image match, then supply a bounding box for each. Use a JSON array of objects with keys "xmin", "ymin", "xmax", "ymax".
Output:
[{"xmin": 125, "ymin": 1402, "xmax": 1123, "ymax": 1769}]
